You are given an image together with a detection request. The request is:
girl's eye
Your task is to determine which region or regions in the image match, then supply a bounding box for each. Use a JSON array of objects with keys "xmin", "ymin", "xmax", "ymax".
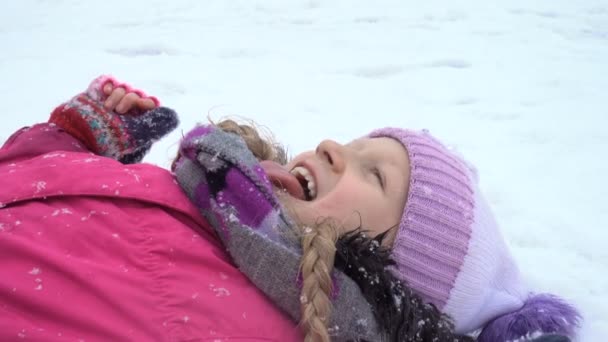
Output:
[{"xmin": 372, "ymin": 167, "xmax": 385, "ymax": 189}]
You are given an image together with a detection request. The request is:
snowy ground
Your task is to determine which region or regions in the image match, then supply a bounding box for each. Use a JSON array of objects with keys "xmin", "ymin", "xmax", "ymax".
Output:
[{"xmin": 1, "ymin": 0, "xmax": 607, "ymax": 340}]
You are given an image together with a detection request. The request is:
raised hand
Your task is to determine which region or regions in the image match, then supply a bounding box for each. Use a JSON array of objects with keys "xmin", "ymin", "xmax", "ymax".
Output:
[{"xmin": 49, "ymin": 75, "xmax": 178, "ymax": 164}]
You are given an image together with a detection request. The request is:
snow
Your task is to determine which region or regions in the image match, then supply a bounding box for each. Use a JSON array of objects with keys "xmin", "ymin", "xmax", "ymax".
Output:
[{"xmin": 1, "ymin": 0, "xmax": 607, "ymax": 340}]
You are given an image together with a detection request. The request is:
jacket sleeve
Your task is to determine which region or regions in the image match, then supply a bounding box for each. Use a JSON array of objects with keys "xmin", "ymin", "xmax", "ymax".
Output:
[
  {"xmin": 174, "ymin": 125, "xmax": 384, "ymax": 342},
  {"xmin": 0, "ymin": 123, "xmax": 89, "ymax": 165}
]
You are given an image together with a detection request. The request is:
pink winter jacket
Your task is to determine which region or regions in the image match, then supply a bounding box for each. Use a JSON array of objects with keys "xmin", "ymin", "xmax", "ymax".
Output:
[{"xmin": 0, "ymin": 124, "xmax": 302, "ymax": 341}]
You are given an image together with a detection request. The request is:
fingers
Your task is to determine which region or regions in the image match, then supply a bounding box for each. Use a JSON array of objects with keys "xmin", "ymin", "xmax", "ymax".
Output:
[
  {"xmin": 136, "ymin": 97, "xmax": 157, "ymax": 111},
  {"xmin": 115, "ymin": 92, "xmax": 139, "ymax": 113},
  {"xmin": 104, "ymin": 87, "xmax": 126, "ymax": 111},
  {"xmin": 103, "ymin": 88, "xmax": 157, "ymax": 114},
  {"xmin": 103, "ymin": 82, "xmax": 114, "ymax": 96}
]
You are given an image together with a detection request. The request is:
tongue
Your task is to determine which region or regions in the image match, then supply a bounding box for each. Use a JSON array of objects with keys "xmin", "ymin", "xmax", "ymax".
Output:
[{"xmin": 260, "ymin": 160, "xmax": 306, "ymax": 200}]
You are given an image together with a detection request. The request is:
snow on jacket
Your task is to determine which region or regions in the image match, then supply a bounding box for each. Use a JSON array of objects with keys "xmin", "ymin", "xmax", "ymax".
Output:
[{"xmin": 0, "ymin": 124, "xmax": 302, "ymax": 341}]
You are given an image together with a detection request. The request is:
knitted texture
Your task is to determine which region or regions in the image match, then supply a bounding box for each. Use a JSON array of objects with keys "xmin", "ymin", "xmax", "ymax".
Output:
[
  {"xmin": 369, "ymin": 128, "xmax": 581, "ymax": 339},
  {"xmin": 174, "ymin": 125, "xmax": 383, "ymax": 342},
  {"xmin": 48, "ymin": 75, "xmax": 177, "ymax": 164}
]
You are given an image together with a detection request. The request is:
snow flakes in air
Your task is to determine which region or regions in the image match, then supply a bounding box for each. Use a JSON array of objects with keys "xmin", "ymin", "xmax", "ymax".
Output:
[
  {"xmin": 123, "ymin": 168, "xmax": 141, "ymax": 182},
  {"xmin": 27, "ymin": 268, "xmax": 44, "ymax": 290},
  {"xmin": 355, "ymin": 318, "xmax": 368, "ymax": 328},
  {"xmin": 210, "ymin": 151, "xmax": 220, "ymax": 162},
  {"xmin": 209, "ymin": 283, "xmax": 231, "ymax": 297},
  {"xmin": 71, "ymin": 157, "xmax": 99, "ymax": 163},
  {"xmin": 80, "ymin": 210, "xmax": 108, "ymax": 221},
  {"xmin": 17, "ymin": 329, "xmax": 26, "ymax": 338},
  {"xmin": 42, "ymin": 152, "xmax": 66, "ymax": 159},
  {"xmin": 228, "ymin": 212, "xmax": 238, "ymax": 223},
  {"xmin": 393, "ymin": 293, "xmax": 403, "ymax": 310},
  {"xmin": 32, "ymin": 181, "xmax": 47, "ymax": 194},
  {"xmin": 51, "ymin": 208, "xmax": 73, "ymax": 216},
  {"xmin": 328, "ymin": 325, "xmax": 340, "ymax": 335}
]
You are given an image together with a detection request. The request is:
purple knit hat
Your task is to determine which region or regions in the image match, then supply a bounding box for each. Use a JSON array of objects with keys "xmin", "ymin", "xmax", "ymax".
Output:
[{"xmin": 368, "ymin": 127, "xmax": 581, "ymax": 341}]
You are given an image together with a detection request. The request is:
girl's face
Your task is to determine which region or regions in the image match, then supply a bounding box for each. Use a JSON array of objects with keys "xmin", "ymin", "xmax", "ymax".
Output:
[{"xmin": 268, "ymin": 137, "xmax": 410, "ymax": 246}]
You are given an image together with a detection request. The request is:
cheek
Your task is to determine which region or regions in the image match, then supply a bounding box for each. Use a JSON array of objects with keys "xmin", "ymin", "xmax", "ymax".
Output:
[
  {"xmin": 276, "ymin": 191, "xmax": 358, "ymax": 230},
  {"xmin": 276, "ymin": 180, "xmax": 393, "ymax": 234},
  {"xmin": 322, "ymin": 185, "xmax": 399, "ymax": 235},
  {"xmin": 314, "ymin": 185, "xmax": 381, "ymax": 230}
]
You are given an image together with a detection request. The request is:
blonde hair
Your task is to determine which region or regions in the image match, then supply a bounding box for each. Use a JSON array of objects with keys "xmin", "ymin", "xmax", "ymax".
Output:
[
  {"xmin": 208, "ymin": 119, "xmax": 339, "ymax": 341},
  {"xmin": 214, "ymin": 118, "xmax": 287, "ymax": 164},
  {"xmin": 299, "ymin": 220, "xmax": 339, "ymax": 342}
]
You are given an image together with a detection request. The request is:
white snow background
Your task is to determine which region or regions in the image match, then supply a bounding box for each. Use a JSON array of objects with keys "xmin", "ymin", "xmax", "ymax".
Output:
[{"xmin": 1, "ymin": 0, "xmax": 606, "ymax": 340}]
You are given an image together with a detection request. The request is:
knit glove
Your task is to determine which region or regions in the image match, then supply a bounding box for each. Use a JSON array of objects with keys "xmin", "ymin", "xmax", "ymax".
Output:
[
  {"xmin": 48, "ymin": 75, "xmax": 178, "ymax": 164},
  {"xmin": 174, "ymin": 125, "xmax": 383, "ymax": 342}
]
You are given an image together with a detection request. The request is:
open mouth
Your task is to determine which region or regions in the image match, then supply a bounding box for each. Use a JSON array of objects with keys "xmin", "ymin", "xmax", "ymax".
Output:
[
  {"xmin": 259, "ymin": 160, "xmax": 316, "ymax": 202},
  {"xmin": 290, "ymin": 166, "xmax": 317, "ymax": 201}
]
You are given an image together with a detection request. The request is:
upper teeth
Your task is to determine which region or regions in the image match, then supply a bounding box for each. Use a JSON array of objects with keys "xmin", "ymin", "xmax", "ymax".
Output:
[{"xmin": 290, "ymin": 166, "xmax": 316, "ymax": 199}]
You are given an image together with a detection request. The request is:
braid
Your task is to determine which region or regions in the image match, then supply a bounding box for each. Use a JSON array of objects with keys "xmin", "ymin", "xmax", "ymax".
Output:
[{"xmin": 299, "ymin": 221, "xmax": 340, "ymax": 342}]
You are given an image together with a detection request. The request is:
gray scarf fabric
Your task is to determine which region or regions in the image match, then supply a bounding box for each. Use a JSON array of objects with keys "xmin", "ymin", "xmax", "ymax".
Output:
[{"xmin": 173, "ymin": 124, "xmax": 383, "ymax": 341}]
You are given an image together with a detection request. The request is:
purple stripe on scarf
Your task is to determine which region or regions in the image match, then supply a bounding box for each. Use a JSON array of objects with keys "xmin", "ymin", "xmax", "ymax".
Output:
[{"xmin": 222, "ymin": 168, "xmax": 274, "ymax": 228}]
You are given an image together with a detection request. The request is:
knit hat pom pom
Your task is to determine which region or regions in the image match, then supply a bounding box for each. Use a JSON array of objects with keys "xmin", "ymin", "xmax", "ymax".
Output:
[{"xmin": 477, "ymin": 293, "xmax": 581, "ymax": 342}]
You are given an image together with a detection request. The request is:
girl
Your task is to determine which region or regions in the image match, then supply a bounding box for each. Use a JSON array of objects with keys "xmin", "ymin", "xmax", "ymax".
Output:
[
  {"xmin": 171, "ymin": 104, "xmax": 583, "ymax": 341},
  {"xmin": 1, "ymin": 76, "xmax": 576, "ymax": 341}
]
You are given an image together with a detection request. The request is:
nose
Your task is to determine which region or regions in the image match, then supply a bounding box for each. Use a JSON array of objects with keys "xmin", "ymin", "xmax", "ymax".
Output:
[{"xmin": 316, "ymin": 139, "xmax": 347, "ymax": 173}]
